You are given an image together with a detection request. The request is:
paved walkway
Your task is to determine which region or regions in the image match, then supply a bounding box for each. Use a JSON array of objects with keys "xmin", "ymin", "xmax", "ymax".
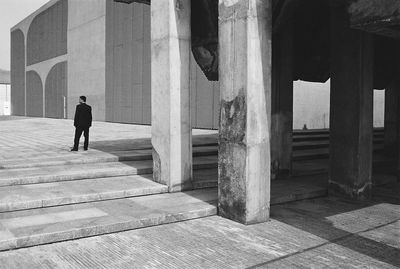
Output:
[
  {"xmin": 0, "ymin": 195, "xmax": 398, "ymax": 269},
  {"xmin": 0, "ymin": 116, "xmax": 217, "ymax": 158}
]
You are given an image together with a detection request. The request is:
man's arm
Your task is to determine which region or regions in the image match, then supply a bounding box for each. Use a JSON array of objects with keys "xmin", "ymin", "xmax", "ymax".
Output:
[
  {"xmin": 74, "ymin": 105, "xmax": 79, "ymax": 127},
  {"xmin": 89, "ymin": 107, "xmax": 92, "ymax": 127}
]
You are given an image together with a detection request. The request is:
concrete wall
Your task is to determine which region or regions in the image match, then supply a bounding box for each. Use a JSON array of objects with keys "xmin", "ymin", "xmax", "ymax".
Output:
[
  {"xmin": 106, "ymin": 0, "xmax": 219, "ymax": 128},
  {"xmin": 105, "ymin": 0, "xmax": 151, "ymax": 124},
  {"xmin": 68, "ymin": 0, "xmax": 106, "ymax": 121},
  {"xmin": 293, "ymin": 80, "xmax": 385, "ymax": 129},
  {"xmin": 0, "ymin": 84, "xmax": 11, "ymax": 116},
  {"xmin": 27, "ymin": 0, "xmax": 67, "ymax": 65},
  {"xmin": 10, "ymin": 29, "xmax": 25, "ymax": 116},
  {"xmin": 11, "ymin": 0, "xmax": 67, "ymax": 118}
]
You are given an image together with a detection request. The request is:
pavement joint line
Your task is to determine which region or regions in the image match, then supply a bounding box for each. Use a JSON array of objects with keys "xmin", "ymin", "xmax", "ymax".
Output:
[{"xmin": 246, "ymin": 218, "xmax": 400, "ymax": 269}]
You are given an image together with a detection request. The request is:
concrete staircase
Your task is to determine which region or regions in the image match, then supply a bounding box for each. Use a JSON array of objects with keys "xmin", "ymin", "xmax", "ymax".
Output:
[
  {"xmin": 0, "ymin": 142, "xmax": 220, "ymax": 251},
  {"xmin": 0, "ymin": 128, "xmax": 385, "ymax": 251}
]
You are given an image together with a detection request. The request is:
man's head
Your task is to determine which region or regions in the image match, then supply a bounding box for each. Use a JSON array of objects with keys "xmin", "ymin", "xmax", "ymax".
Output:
[{"xmin": 79, "ymin": 96, "xmax": 87, "ymax": 104}]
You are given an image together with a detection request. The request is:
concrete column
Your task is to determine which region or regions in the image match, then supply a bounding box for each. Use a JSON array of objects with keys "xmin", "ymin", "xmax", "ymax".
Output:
[
  {"xmin": 151, "ymin": 0, "xmax": 192, "ymax": 192},
  {"xmin": 329, "ymin": 5, "xmax": 374, "ymax": 199},
  {"xmin": 384, "ymin": 84, "xmax": 399, "ymax": 158},
  {"xmin": 218, "ymin": 0, "xmax": 272, "ymax": 224},
  {"xmin": 271, "ymin": 23, "xmax": 293, "ymax": 180}
]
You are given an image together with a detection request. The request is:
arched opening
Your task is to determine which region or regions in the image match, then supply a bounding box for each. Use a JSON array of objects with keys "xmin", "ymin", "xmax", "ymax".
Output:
[
  {"xmin": 26, "ymin": 71, "xmax": 43, "ymax": 117},
  {"xmin": 45, "ymin": 62, "xmax": 68, "ymax": 119}
]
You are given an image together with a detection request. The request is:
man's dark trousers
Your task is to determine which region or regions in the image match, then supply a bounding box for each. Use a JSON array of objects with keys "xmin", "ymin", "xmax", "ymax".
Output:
[
  {"xmin": 74, "ymin": 127, "xmax": 89, "ymax": 150},
  {"xmin": 73, "ymin": 102, "xmax": 92, "ymax": 150}
]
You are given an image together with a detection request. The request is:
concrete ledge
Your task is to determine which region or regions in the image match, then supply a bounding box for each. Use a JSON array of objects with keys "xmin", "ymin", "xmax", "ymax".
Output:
[
  {"xmin": 0, "ymin": 146, "xmax": 218, "ymax": 170},
  {"xmin": 0, "ymin": 175, "xmax": 168, "ymax": 213},
  {"xmin": 0, "ymin": 189, "xmax": 217, "ymax": 251},
  {"xmin": 0, "ymin": 156, "xmax": 218, "ymax": 187}
]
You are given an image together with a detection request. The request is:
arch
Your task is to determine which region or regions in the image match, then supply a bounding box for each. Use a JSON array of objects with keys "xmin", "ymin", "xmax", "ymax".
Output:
[
  {"xmin": 27, "ymin": 0, "xmax": 68, "ymax": 65},
  {"xmin": 26, "ymin": 71, "xmax": 43, "ymax": 117},
  {"xmin": 10, "ymin": 29, "xmax": 25, "ymax": 116},
  {"xmin": 45, "ymin": 61, "xmax": 67, "ymax": 118}
]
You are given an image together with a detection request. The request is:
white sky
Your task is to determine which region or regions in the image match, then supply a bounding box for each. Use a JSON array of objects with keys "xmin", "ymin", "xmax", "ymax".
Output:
[{"xmin": 0, "ymin": 0, "xmax": 49, "ymax": 70}]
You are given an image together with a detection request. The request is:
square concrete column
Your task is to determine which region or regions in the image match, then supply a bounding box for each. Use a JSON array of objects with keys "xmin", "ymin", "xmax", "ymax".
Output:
[
  {"xmin": 329, "ymin": 6, "xmax": 374, "ymax": 199},
  {"xmin": 151, "ymin": 0, "xmax": 192, "ymax": 192},
  {"xmin": 218, "ymin": 0, "xmax": 272, "ymax": 224},
  {"xmin": 271, "ymin": 23, "xmax": 293, "ymax": 180},
  {"xmin": 384, "ymin": 83, "xmax": 399, "ymax": 158}
]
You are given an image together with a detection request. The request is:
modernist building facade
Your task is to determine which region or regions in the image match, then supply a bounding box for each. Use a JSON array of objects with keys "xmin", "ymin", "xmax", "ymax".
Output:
[
  {"xmin": 12, "ymin": 0, "xmax": 388, "ymax": 130},
  {"xmin": 11, "ymin": 0, "xmax": 400, "ymax": 224},
  {"xmin": 11, "ymin": 0, "xmax": 220, "ymax": 128}
]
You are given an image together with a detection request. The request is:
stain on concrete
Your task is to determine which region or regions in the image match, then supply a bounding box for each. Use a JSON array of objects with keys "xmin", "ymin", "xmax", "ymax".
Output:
[
  {"xmin": 219, "ymin": 89, "xmax": 246, "ymax": 143},
  {"xmin": 218, "ymin": 90, "xmax": 248, "ymax": 222},
  {"xmin": 152, "ymin": 147, "xmax": 162, "ymax": 184},
  {"xmin": 328, "ymin": 180, "xmax": 372, "ymax": 200}
]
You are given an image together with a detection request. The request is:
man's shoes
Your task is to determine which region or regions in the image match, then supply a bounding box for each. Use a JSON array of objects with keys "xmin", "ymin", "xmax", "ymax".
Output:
[
  {"xmin": 70, "ymin": 148, "xmax": 78, "ymax": 151},
  {"xmin": 84, "ymin": 148, "xmax": 88, "ymax": 151}
]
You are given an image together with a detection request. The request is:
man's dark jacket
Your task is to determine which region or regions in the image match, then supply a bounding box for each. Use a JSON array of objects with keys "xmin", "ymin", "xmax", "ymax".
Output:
[{"xmin": 74, "ymin": 103, "xmax": 92, "ymax": 128}]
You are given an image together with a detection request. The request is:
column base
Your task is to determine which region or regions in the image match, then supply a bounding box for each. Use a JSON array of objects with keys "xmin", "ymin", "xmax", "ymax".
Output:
[
  {"xmin": 169, "ymin": 181, "xmax": 193, "ymax": 193},
  {"xmin": 328, "ymin": 180, "xmax": 372, "ymax": 200},
  {"xmin": 275, "ymin": 169, "xmax": 291, "ymax": 180}
]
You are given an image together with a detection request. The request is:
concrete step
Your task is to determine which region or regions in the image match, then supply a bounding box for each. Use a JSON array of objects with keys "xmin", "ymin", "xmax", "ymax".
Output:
[
  {"xmin": 0, "ymin": 156, "xmax": 218, "ymax": 187},
  {"xmin": 293, "ymin": 144, "xmax": 384, "ymax": 161},
  {"xmin": 0, "ymin": 189, "xmax": 218, "ymax": 251},
  {"xmin": 293, "ymin": 132, "xmax": 383, "ymax": 142},
  {"xmin": 0, "ymin": 175, "xmax": 328, "ymax": 251},
  {"xmin": 293, "ymin": 138, "xmax": 383, "ymax": 150},
  {"xmin": 0, "ymin": 174, "xmax": 168, "ymax": 213},
  {"xmin": 0, "ymin": 146, "xmax": 218, "ymax": 170},
  {"xmin": 292, "ymin": 128, "xmax": 383, "ymax": 136}
]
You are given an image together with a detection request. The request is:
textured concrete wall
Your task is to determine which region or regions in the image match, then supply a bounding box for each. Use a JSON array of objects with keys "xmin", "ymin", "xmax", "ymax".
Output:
[
  {"xmin": 45, "ymin": 61, "xmax": 67, "ymax": 118},
  {"xmin": 27, "ymin": 0, "xmax": 67, "ymax": 65},
  {"xmin": 106, "ymin": 0, "xmax": 151, "ymax": 124},
  {"xmin": 26, "ymin": 71, "xmax": 43, "ymax": 117},
  {"xmin": 68, "ymin": 0, "xmax": 106, "ymax": 121},
  {"xmin": 106, "ymin": 0, "xmax": 219, "ymax": 128},
  {"xmin": 10, "ymin": 30, "xmax": 25, "ymax": 116}
]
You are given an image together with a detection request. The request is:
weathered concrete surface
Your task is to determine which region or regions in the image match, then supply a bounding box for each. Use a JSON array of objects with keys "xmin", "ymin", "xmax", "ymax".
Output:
[
  {"xmin": 329, "ymin": 6, "xmax": 374, "ymax": 200},
  {"xmin": 349, "ymin": 0, "xmax": 400, "ymax": 39},
  {"xmin": 67, "ymin": 0, "xmax": 106, "ymax": 121},
  {"xmin": 0, "ymin": 189, "xmax": 217, "ymax": 251},
  {"xmin": 271, "ymin": 22, "xmax": 293, "ymax": 180},
  {"xmin": 151, "ymin": 0, "xmax": 193, "ymax": 192},
  {"xmin": 218, "ymin": 0, "xmax": 272, "ymax": 224},
  {"xmin": 0, "ymin": 194, "xmax": 398, "ymax": 268}
]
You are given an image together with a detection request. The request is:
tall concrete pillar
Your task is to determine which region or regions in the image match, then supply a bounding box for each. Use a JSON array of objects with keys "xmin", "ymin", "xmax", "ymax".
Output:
[
  {"xmin": 218, "ymin": 0, "xmax": 272, "ymax": 224},
  {"xmin": 151, "ymin": 0, "xmax": 192, "ymax": 192},
  {"xmin": 329, "ymin": 5, "xmax": 374, "ymax": 199},
  {"xmin": 271, "ymin": 23, "xmax": 293, "ymax": 179},
  {"xmin": 384, "ymin": 84, "xmax": 399, "ymax": 158}
]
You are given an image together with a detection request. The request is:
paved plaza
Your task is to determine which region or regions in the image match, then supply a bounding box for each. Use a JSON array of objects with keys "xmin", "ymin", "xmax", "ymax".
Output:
[
  {"xmin": 0, "ymin": 196, "xmax": 398, "ymax": 269},
  {"xmin": 0, "ymin": 116, "xmax": 398, "ymax": 268}
]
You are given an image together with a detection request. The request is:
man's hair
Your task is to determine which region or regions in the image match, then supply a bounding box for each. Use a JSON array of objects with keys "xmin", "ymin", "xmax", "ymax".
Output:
[{"xmin": 80, "ymin": 96, "xmax": 87, "ymax": 102}]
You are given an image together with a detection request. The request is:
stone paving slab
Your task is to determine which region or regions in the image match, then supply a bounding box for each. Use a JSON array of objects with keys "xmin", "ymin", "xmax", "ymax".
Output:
[
  {"xmin": 0, "ymin": 175, "xmax": 330, "ymax": 252},
  {"xmin": 0, "ymin": 195, "xmax": 397, "ymax": 269},
  {"xmin": 0, "ymin": 156, "xmax": 217, "ymax": 187},
  {"xmin": 0, "ymin": 174, "xmax": 168, "ymax": 212},
  {"xmin": 0, "ymin": 189, "xmax": 217, "ymax": 251}
]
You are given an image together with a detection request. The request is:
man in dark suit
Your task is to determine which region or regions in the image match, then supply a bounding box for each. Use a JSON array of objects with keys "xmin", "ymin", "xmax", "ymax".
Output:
[{"xmin": 71, "ymin": 96, "xmax": 92, "ymax": 151}]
